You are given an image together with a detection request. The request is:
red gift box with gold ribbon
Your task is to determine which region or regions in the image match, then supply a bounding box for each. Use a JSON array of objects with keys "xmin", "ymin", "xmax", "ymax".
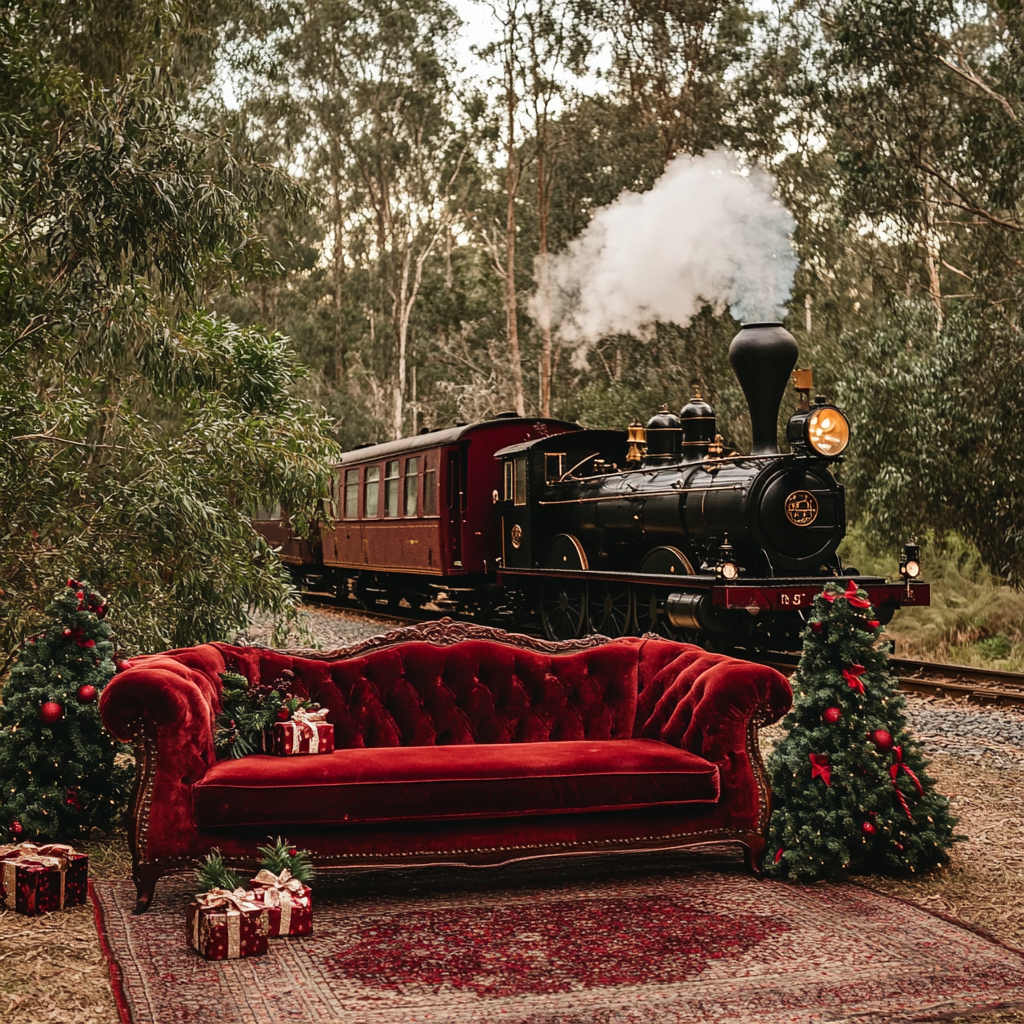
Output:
[
  {"xmin": 263, "ymin": 708, "xmax": 334, "ymax": 756},
  {"xmin": 186, "ymin": 888, "xmax": 269, "ymax": 960},
  {"xmin": 249, "ymin": 868, "xmax": 312, "ymax": 937},
  {"xmin": 0, "ymin": 842, "xmax": 88, "ymax": 916}
]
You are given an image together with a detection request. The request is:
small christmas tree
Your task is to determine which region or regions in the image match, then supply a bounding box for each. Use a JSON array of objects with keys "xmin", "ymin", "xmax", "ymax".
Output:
[
  {"xmin": 0, "ymin": 579, "xmax": 132, "ymax": 842},
  {"xmin": 767, "ymin": 580, "xmax": 957, "ymax": 881}
]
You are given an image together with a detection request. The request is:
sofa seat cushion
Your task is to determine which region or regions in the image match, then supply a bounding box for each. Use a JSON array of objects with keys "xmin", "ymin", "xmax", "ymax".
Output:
[{"xmin": 192, "ymin": 739, "xmax": 720, "ymax": 828}]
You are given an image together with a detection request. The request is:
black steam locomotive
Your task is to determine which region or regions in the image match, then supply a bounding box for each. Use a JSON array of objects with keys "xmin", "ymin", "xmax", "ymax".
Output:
[{"xmin": 256, "ymin": 322, "xmax": 928, "ymax": 650}]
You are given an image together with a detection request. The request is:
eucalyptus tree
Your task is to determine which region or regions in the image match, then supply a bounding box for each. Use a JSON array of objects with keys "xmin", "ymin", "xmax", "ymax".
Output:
[
  {"xmin": 0, "ymin": 1, "xmax": 337, "ymax": 661},
  {"xmin": 234, "ymin": 0, "xmax": 471, "ymax": 440}
]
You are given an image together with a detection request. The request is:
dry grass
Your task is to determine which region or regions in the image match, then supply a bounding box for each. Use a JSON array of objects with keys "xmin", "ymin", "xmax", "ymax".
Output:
[{"xmin": 4, "ymin": 747, "xmax": 1024, "ymax": 1023}]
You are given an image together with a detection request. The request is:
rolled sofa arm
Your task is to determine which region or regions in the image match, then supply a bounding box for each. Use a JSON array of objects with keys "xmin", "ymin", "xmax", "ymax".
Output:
[
  {"xmin": 635, "ymin": 638, "xmax": 792, "ymax": 830},
  {"xmin": 99, "ymin": 644, "xmax": 228, "ymax": 900}
]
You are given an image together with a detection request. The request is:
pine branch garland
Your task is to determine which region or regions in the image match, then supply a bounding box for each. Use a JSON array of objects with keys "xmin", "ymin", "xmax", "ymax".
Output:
[
  {"xmin": 257, "ymin": 836, "xmax": 315, "ymax": 885},
  {"xmin": 195, "ymin": 849, "xmax": 244, "ymax": 893}
]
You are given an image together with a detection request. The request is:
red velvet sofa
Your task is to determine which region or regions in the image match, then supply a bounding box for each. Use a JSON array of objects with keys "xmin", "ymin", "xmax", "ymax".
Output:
[{"xmin": 99, "ymin": 619, "xmax": 791, "ymax": 912}]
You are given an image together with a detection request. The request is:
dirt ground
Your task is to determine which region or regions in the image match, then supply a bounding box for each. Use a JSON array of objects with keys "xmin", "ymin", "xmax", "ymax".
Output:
[{"xmin": 2, "ymin": 753, "xmax": 1023, "ymax": 1023}]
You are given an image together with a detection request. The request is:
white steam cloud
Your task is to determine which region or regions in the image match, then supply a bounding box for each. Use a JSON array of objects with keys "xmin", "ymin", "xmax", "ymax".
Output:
[{"xmin": 532, "ymin": 150, "xmax": 798, "ymax": 359}]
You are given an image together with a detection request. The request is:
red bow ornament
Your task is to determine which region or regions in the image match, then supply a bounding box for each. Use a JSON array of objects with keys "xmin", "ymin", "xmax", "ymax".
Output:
[
  {"xmin": 843, "ymin": 663, "xmax": 867, "ymax": 694},
  {"xmin": 820, "ymin": 590, "xmax": 836, "ymax": 603},
  {"xmin": 889, "ymin": 745, "xmax": 924, "ymax": 821},
  {"xmin": 844, "ymin": 580, "xmax": 872, "ymax": 609},
  {"xmin": 809, "ymin": 753, "xmax": 832, "ymax": 786}
]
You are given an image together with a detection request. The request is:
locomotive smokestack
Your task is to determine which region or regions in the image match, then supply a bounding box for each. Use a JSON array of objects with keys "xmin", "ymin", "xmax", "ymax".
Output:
[{"xmin": 728, "ymin": 322, "xmax": 799, "ymax": 455}]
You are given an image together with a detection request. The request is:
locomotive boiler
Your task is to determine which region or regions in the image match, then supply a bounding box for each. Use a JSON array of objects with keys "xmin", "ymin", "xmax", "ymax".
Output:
[{"xmin": 254, "ymin": 322, "xmax": 928, "ymax": 651}]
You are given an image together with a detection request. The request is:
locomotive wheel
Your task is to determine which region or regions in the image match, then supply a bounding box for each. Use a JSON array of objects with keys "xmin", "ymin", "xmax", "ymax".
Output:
[
  {"xmin": 586, "ymin": 581, "xmax": 634, "ymax": 638},
  {"xmin": 540, "ymin": 579, "xmax": 587, "ymax": 641},
  {"xmin": 632, "ymin": 585, "xmax": 679, "ymax": 640}
]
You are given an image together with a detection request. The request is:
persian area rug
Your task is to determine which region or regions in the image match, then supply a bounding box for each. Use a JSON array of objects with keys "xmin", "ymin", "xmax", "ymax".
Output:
[{"xmin": 92, "ymin": 852, "xmax": 1024, "ymax": 1024}]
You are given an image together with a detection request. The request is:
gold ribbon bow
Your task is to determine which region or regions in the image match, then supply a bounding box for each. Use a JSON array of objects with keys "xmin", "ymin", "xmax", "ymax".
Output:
[
  {"xmin": 193, "ymin": 887, "xmax": 262, "ymax": 958},
  {"xmin": 287, "ymin": 707, "xmax": 330, "ymax": 753},
  {"xmin": 251, "ymin": 869, "xmax": 307, "ymax": 934}
]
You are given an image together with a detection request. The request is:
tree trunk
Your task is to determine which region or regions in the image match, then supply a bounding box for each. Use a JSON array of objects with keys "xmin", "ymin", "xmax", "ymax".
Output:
[
  {"xmin": 504, "ymin": 25, "xmax": 526, "ymax": 417},
  {"xmin": 537, "ymin": 146, "xmax": 553, "ymax": 417}
]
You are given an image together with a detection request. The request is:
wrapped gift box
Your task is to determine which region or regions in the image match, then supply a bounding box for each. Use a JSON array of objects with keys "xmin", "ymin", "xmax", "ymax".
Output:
[
  {"xmin": 264, "ymin": 708, "xmax": 334, "ymax": 756},
  {"xmin": 187, "ymin": 888, "xmax": 269, "ymax": 960},
  {"xmin": 0, "ymin": 842, "xmax": 89, "ymax": 915},
  {"xmin": 250, "ymin": 868, "xmax": 312, "ymax": 937}
]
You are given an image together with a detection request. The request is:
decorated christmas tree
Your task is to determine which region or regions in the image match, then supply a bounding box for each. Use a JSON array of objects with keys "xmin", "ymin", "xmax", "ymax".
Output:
[
  {"xmin": 767, "ymin": 580, "xmax": 957, "ymax": 881},
  {"xmin": 0, "ymin": 580, "xmax": 132, "ymax": 842}
]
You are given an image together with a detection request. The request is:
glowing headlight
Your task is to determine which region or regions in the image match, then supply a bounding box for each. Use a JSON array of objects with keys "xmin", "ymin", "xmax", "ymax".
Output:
[
  {"xmin": 806, "ymin": 406, "xmax": 850, "ymax": 457},
  {"xmin": 903, "ymin": 560, "xmax": 921, "ymax": 579},
  {"xmin": 719, "ymin": 562, "xmax": 739, "ymax": 581}
]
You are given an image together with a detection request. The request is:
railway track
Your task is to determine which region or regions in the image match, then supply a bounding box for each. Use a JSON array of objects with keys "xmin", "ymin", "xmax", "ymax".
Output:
[{"xmin": 300, "ymin": 594, "xmax": 1024, "ymax": 708}]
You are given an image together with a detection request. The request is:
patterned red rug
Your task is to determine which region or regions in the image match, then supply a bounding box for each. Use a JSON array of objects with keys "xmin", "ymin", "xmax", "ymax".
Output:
[{"xmin": 92, "ymin": 851, "xmax": 1024, "ymax": 1024}]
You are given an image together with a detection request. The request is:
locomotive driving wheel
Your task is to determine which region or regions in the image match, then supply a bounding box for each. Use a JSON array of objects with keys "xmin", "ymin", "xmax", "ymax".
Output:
[
  {"xmin": 540, "ymin": 579, "xmax": 587, "ymax": 641},
  {"xmin": 633, "ymin": 585, "xmax": 679, "ymax": 640},
  {"xmin": 586, "ymin": 581, "xmax": 633, "ymax": 638}
]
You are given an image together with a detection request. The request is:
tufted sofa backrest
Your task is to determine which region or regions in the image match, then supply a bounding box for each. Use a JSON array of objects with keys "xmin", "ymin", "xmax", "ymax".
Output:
[{"xmin": 218, "ymin": 638, "xmax": 640, "ymax": 749}]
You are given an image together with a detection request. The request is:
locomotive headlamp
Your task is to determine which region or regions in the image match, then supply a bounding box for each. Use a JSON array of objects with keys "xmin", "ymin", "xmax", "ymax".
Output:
[
  {"xmin": 806, "ymin": 405, "xmax": 850, "ymax": 457},
  {"xmin": 900, "ymin": 542, "xmax": 921, "ymax": 580},
  {"xmin": 716, "ymin": 537, "xmax": 739, "ymax": 580}
]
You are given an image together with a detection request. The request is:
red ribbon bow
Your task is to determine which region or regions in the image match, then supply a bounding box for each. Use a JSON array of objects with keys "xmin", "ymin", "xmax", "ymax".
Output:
[
  {"xmin": 809, "ymin": 752, "xmax": 832, "ymax": 786},
  {"xmin": 844, "ymin": 580, "xmax": 872, "ymax": 609},
  {"xmin": 889, "ymin": 745, "xmax": 923, "ymax": 820},
  {"xmin": 843, "ymin": 663, "xmax": 866, "ymax": 694}
]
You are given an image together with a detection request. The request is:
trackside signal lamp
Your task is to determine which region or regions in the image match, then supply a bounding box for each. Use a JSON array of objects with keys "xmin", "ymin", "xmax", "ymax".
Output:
[{"xmin": 900, "ymin": 542, "xmax": 921, "ymax": 581}]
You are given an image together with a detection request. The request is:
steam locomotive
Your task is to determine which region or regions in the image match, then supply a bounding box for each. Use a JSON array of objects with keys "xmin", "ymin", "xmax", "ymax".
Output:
[{"xmin": 255, "ymin": 322, "xmax": 928, "ymax": 650}]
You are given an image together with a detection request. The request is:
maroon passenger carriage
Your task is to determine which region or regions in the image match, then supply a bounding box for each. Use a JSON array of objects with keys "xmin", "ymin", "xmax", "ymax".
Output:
[{"xmin": 254, "ymin": 323, "xmax": 929, "ymax": 651}]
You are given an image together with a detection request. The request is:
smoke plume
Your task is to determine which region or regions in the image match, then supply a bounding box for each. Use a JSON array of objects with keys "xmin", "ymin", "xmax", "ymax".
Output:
[{"xmin": 532, "ymin": 151, "xmax": 797, "ymax": 359}]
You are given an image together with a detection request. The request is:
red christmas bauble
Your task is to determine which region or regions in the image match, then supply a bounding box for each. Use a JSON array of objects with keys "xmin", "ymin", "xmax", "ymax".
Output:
[
  {"xmin": 76, "ymin": 684, "xmax": 97, "ymax": 704},
  {"xmin": 39, "ymin": 701, "xmax": 63, "ymax": 724},
  {"xmin": 861, "ymin": 821, "xmax": 877, "ymax": 836},
  {"xmin": 822, "ymin": 707, "xmax": 842, "ymax": 724},
  {"xmin": 870, "ymin": 728, "xmax": 894, "ymax": 753},
  {"xmin": 83, "ymin": 639, "xmax": 95, "ymax": 648},
  {"xmin": 867, "ymin": 619, "xmax": 880, "ymax": 630},
  {"xmin": 288, "ymin": 847, "xmax": 298, "ymax": 858},
  {"xmin": 10, "ymin": 820, "xmax": 23, "ymax": 836},
  {"xmin": 895, "ymin": 842, "xmax": 905, "ymax": 852},
  {"xmin": 276, "ymin": 708, "xmax": 290, "ymax": 721},
  {"xmin": 67, "ymin": 578, "xmax": 79, "ymax": 589},
  {"xmin": 62, "ymin": 627, "xmax": 72, "ymax": 637},
  {"xmin": 810, "ymin": 621, "xmax": 823, "ymax": 633}
]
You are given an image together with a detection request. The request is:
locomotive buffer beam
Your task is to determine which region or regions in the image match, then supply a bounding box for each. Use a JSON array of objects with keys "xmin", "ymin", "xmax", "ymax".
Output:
[{"xmin": 496, "ymin": 567, "xmax": 929, "ymax": 614}]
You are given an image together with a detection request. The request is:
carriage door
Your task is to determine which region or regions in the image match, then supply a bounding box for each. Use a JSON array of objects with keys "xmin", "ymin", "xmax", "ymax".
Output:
[{"xmin": 446, "ymin": 450, "xmax": 463, "ymax": 567}]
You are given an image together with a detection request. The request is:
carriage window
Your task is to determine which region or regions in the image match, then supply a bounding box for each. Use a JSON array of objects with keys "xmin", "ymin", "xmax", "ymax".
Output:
[
  {"xmin": 545, "ymin": 453, "xmax": 565, "ymax": 483},
  {"xmin": 344, "ymin": 469, "xmax": 359, "ymax": 519},
  {"xmin": 254, "ymin": 501, "xmax": 283, "ymax": 521},
  {"xmin": 384, "ymin": 460, "xmax": 400, "ymax": 517},
  {"xmin": 422, "ymin": 453, "xmax": 437, "ymax": 515},
  {"xmin": 364, "ymin": 465, "xmax": 380, "ymax": 517},
  {"xmin": 404, "ymin": 457, "xmax": 420, "ymax": 516},
  {"xmin": 504, "ymin": 460, "xmax": 513, "ymax": 501},
  {"xmin": 514, "ymin": 456, "xmax": 527, "ymax": 506}
]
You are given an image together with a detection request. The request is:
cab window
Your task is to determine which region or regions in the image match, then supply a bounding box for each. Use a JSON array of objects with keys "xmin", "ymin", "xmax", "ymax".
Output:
[
  {"xmin": 364, "ymin": 465, "xmax": 380, "ymax": 518},
  {"xmin": 514, "ymin": 456, "xmax": 527, "ymax": 505},
  {"xmin": 545, "ymin": 453, "xmax": 565, "ymax": 483}
]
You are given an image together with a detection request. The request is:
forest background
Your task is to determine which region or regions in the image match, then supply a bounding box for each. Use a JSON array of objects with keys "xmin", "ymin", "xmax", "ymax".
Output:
[{"xmin": 1, "ymin": 0, "xmax": 1022, "ymax": 665}]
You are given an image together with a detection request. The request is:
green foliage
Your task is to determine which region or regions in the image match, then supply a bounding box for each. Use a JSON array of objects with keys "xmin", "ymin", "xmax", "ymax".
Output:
[
  {"xmin": 0, "ymin": 581, "xmax": 133, "ymax": 843},
  {"xmin": 214, "ymin": 669, "xmax": 313, "ymax": 758},
  {"xmin": 257, "ymin": 835, "xmax": 315, "ymax": 885},
  {"xmin": 195, "ymin": 848, "xmax": 244, "ymax": 892},
  {"xmin": 0, "ymin": 3, "xmax": 340, "ymax": 661},
  {"xmin": 767, "ymin": 583, "xmax": 958, "ymax": 882}
]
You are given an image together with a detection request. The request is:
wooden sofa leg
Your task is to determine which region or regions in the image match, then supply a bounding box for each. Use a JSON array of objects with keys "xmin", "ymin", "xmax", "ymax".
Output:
[
  {"xmin": 133, "ymin": 867, "xmax": 161, "ymax": 914},
  {"xmin": 742, "ymin": 834, "xmax": 767, "ymax": 877}
]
